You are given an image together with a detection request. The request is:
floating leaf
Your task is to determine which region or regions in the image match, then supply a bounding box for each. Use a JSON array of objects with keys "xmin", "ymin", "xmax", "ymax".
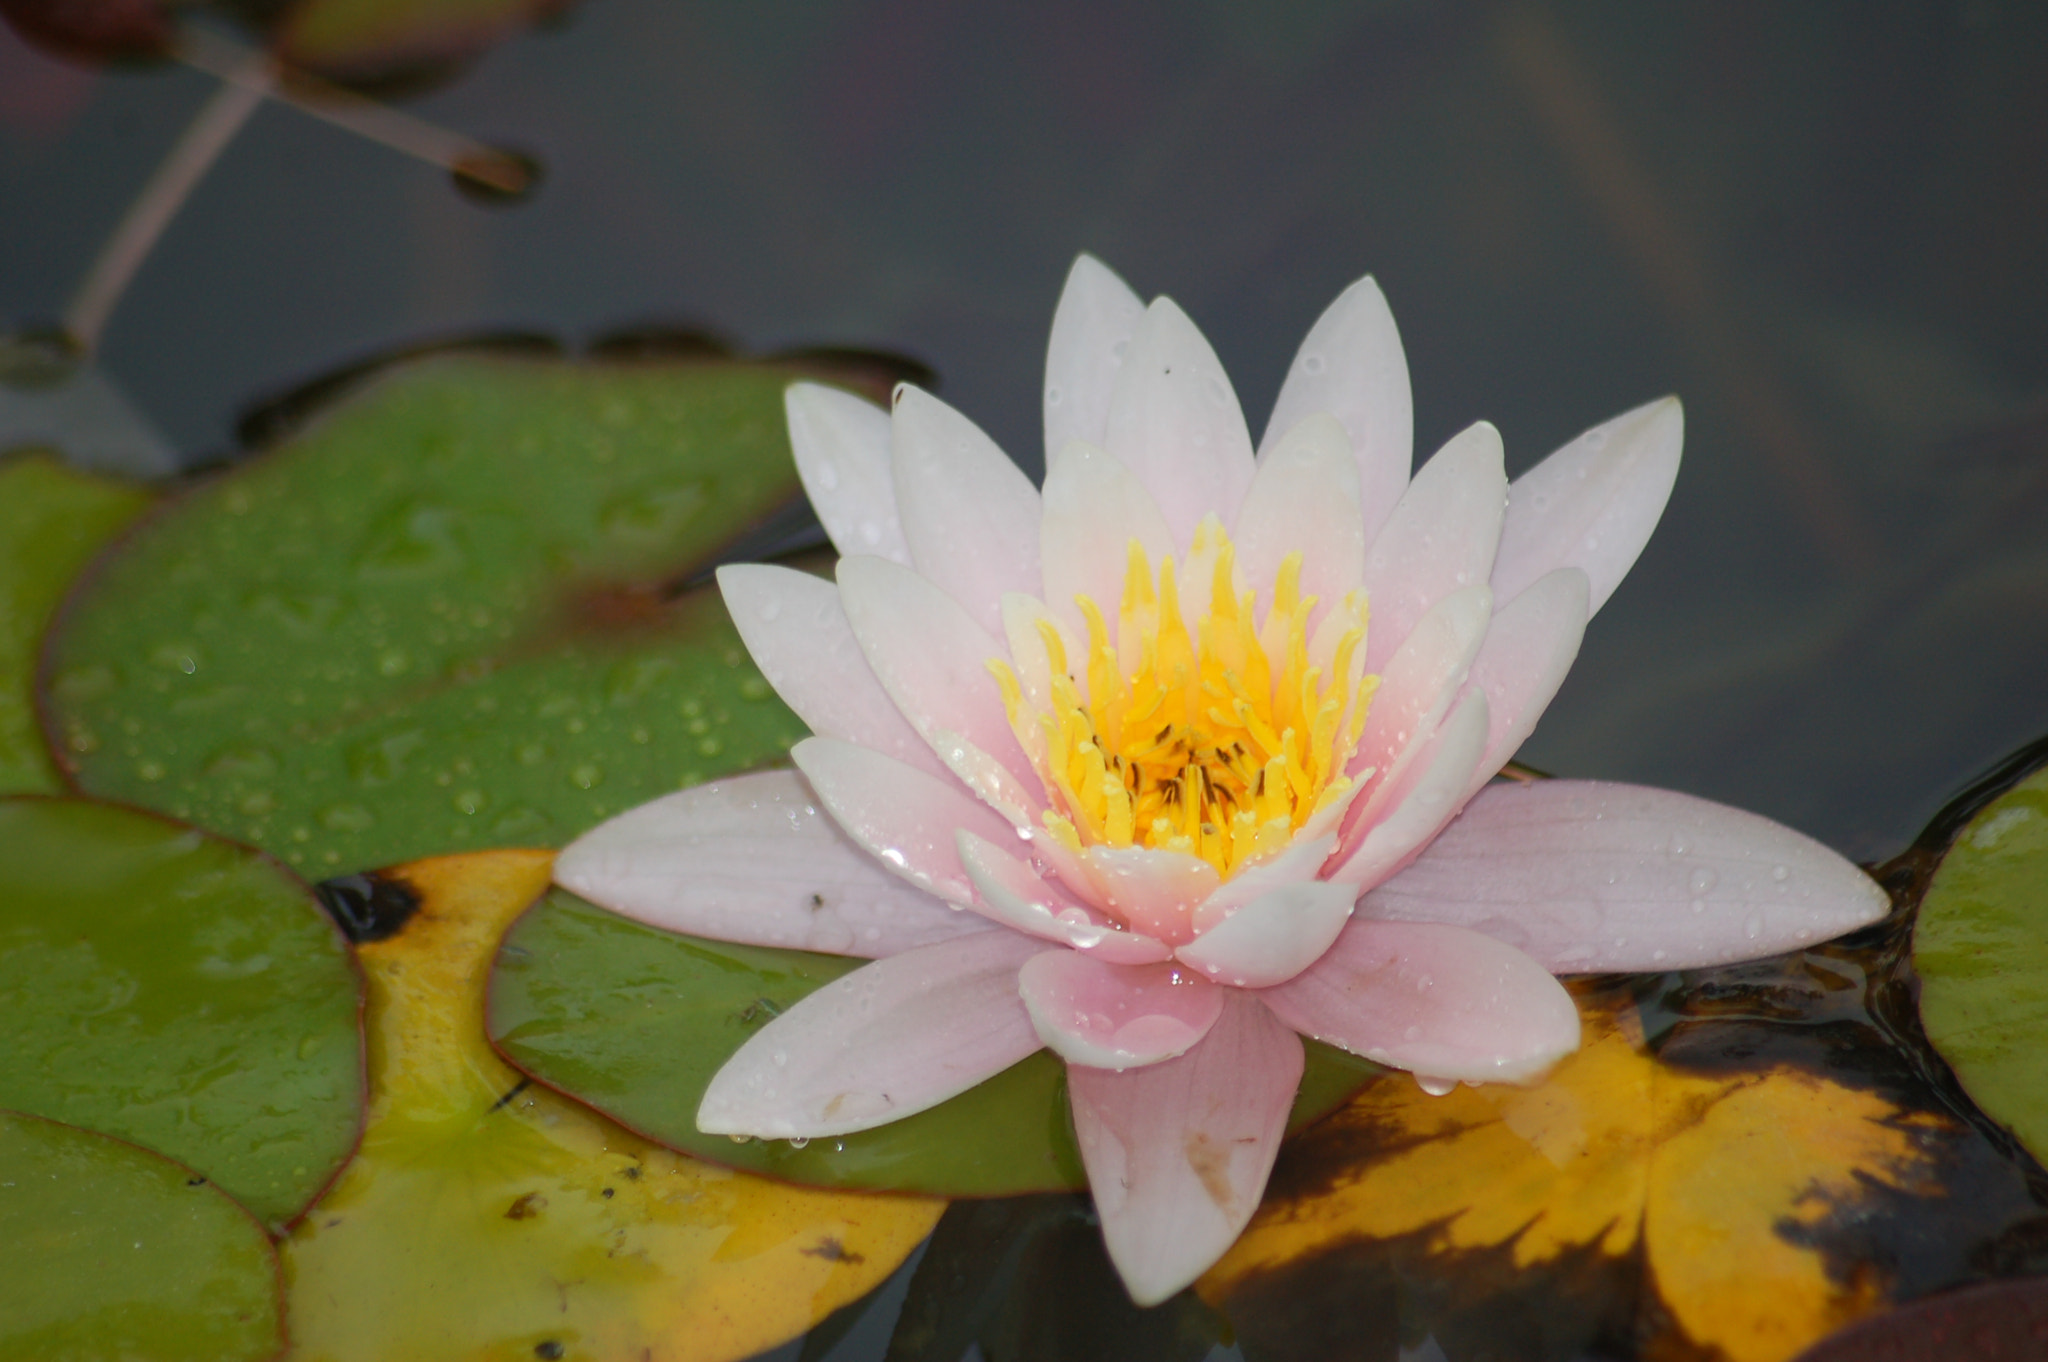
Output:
[
  {"xmin": 1913, "ymin": 759, "xmax": 2048, "ymax": 1166},
  {"xmin": 283, "ymin": 850, "xmax": 943, "ymax": 1362},
  {"xmin": 0, "ymin": 451, "xmax": 151, "ymax": 794},
  {"xmin": 0, "ymin": 795, "xmax": 362, "ymax": 1225},
  {"xmin": 0, "ymin": 1110, "xmax": 282, "ymax": 1362},
  {"xmin": 43, "ymin": 352, "xmax": 881, "ymax": 876},
  {"xmin": 1199, "ymin": 985, "xmax": 2021, "ymax": 1362},
  {"xmin": 488, "ymin": 888, "xmax": 1380, "ymax": 1197},
  {"xmin": 1789, "ymin": 1277, "xmax": 2048, "ymax": 1362}
]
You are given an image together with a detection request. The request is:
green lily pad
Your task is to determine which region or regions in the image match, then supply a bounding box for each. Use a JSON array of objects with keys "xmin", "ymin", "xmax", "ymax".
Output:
[
  {"xmin": 1912, "ymin": 759, "xmax": 2048, "ymax": 1163},
  {"xmin": 488, "ymin": 888, "xmax": 1381, "ymax": 1197},
  {"xmin": 43, "ymin": 352, "xmax": 852, "ymax": 876},
  {"xmin": 0, "ymin": 796, "xmax": 363, "ymax": 1225},
  {"xmin": 0, "ymin": 1110, "xmax": 282, "ymax": 1362},
  {"xmin": 0, "ymin": 452, "xmax": 152, "ymax": 795}
]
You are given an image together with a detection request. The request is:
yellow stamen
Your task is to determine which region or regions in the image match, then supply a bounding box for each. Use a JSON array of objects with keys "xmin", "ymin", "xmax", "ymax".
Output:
[{"xmin": 1000, "ymin": 515, "xmax": 1375, "ymax": 880}]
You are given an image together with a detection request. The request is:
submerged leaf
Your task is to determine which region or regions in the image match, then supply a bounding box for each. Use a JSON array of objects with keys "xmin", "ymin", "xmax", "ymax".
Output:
[
  {"xmin": 1200, "ymin": 989, "xmax": 2000, "ymax": 1362},
  {"xmin": 0, "ymin": 795, "xmax": 363, "ymax": 1225},
  {"xmin": 487, "ymin": 888, "xmax": 1379, "ymax": 1197},
  {"xmin": 283, "ymin": 850, "xmax": 943, "ymax": 1362},
  {"xmin": 0, "ymin": 452, "xmax": 152, "ymax": 794},
  {"xmin": 1913, "ymin": 760, "xmax": 2048, "ymax": 1166},
  {"xmin": 274, "ymin": 0, "xmax": 577, "ymax": 82},
  {"xmin": 0, "ymin": 1111, "xmax": 282, "ymax": 1362},
  {"xmin": 43, "ymin": 352, "xmax": 877, "ymax": 876}
]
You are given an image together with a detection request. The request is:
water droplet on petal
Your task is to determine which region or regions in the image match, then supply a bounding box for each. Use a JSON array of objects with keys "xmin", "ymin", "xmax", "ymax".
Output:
[
  {"xmin": 1688, "ymin": 867, "xmax": 1718, "ymax": 895},
  {"xmin": 1416, "ymin": 1075, "xmax": 1456, "ymax": 1097},
  {"xmin": 1744, "ymin": 911, "xmax": 1764, "ymax": 940},
  {"xmin": 1302, "ymin": 353, "xmax": 1327, "ymax": 376}
]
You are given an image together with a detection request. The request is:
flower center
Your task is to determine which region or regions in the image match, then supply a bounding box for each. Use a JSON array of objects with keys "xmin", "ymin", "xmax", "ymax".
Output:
[{"xmin": 992, "ymin": 515, "xmax": 1375, "ymax": 881}]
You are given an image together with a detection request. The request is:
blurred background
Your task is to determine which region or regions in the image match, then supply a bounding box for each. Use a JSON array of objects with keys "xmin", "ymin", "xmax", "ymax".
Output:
[{"xmin": 3, "ymin": 0, "xmax": 2045, "ymax": 863}]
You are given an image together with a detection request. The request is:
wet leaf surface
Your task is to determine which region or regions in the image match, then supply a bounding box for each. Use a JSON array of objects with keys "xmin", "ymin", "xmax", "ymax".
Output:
[
  {"xmin": 1913, "ymin": 759, "xmax": 2048, "ymax": 1168},
  {"xmin": 0, "ymin": 451, "xmax": 151, "ymax": 794},
  {"xmin": 0, "ymin": 795, "xmax": 363, "ymax": 1225},
  {"xmin": 43, "ymin": 352, "xmax": 870, "ymax": 877},
  {"xmin": 488, "ymin": 888, "xmax": 1380, "ymax": 1198},
  {"xmin": 0, "ymin": 1110, "xmax": 283, "ymax": 1361},
  {"xmin": 1195, "ymin": 942, "xmax": 2048, "ymax": 1362},
  {"xmin": 1788, "ymin": 1276, "xmax": 2048, "ymax": 1362},
  {"xmin": 284, "ymin": 850, "xmax": 942, "ymax": 1362}
]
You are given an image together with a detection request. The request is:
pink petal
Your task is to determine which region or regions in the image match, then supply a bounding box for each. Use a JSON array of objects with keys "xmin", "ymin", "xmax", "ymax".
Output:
[
  {"xmin": 1360, "ymin": 420, "xmax": 1507, "ymax": 676},
  {"xmin": 1258, "ymin": 275, "xmax": 1413, "ymax": 548},
  {"xmin": 1044, "ymin": 254, "xmax": 1146, "ymax": 465},
  {"xmin": 1359, "ymin": 780, "xmax": 1892, "ymax": 972},
  {"xmin": 928, "ymin": 729, "xmax": 1041, "ymax": 831},
  {"xmin": 1231, "ymin": 413, "xmax": 1366, "ymax": 630},
  {"xmin": 890, "ymin": 386, "xmax": 1043, "ymax": 636},
  {"xmin": 1067, "ymin": 994, "xmax": 1303, "ymax": 1306},
  {"xmin": 1176, "ymin": 881, "xmax": 1357, "ymax": 987},
  {"xmin": 554, "ymin": 770, "xmax": 990, "ymax": 957},
  {"xmin": 1192, "ymin": 831, "xmax": 1340, "ymax": 936},
  {"xmin": 1040, "ymin": 440, "xmax": 1175, "ymax": 642},
  {"xmin": 697, "ymin": 930, "xmax": 1046, "ymax": 1138},
  {"xmin": 1490, "ymin": 396, "xmax": 1682, "ymax": 616},
  {"xmin": 1076, "ymin": 844, "xmax": 1221, "ymax": 946},
  {"xmin": 836, "ymin": 555, "xmax": 1041, "ymax": 794},
  {"xmin": 783, "ymin": 382, "xmax": 909, "ymax": 564},
  {"xmin": 792, "ymin": 737, "xmax": 1024, "ymax": 907},
  {"xmin": 1327, "ymin": 690, "xmax": 1490, "ymax": 892},
  {"xmin": 1261, "ymin": 919, "xmax": 1579, "ymax": 1084},
  {"xmin": 717, "ymin": 564, "xmax": 947, "ymax": 780},
  {"xmin": 957, "ymin": 831, "xmax": 1173, "ymax": 964},
  {"xmin": 1457, "ymin": 566, "xmax": 1588, "ymax": 806},
  {"xmin": 1018, "ymin": 954, "xmax": 1223, "ymax": 1069},
  {"xmin": 1101, "ymin": 297, "xmax": 1257, "ymax": 545},
  {"xmin": 1346, "ymin": 581, "xmax": 1492, "ymax": 802}
]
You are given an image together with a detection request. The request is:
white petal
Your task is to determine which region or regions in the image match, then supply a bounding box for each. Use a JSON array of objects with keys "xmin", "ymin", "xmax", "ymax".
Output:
[
  {"xmin": 1068, "ymin": 995, "xmax": 1302, "ymax": 1306},
  {"xmin": 1076, "ymin": 844, "xmax": 1221, "ymax": 946},
  {"xmin": 792, "ymin": 737, "xmax": 1022, "ymax": 907},
  {"xmin": 836, "ymin": 555, "xmax": 1040, "ymax": 794},
  {"xmin": 1176, "ymin": 880, "xmax": 1357, "ymax": 988},
  {"xmin": 1361, "ymin": 420, "xmax": 1507, "ymax": 675},
  {"xmin": 784, "ymin": 382, "xmax": 908, "ymax": 563},
  {"xmin": 1457, "ymin": 566, "xmax": 1588, "ymax": 804},
  {"xmin": 1040, "ymin": 440, "xmax": 1175, "ymax": 641},
  {"xmin": 717, "ymin": 564, "xmax": 947, "ymax": 780},
  {"xmin": 1018, "ymin": 954, "xmax": 1224, "ymax": 1069},
  {"xmin": 1347, "ymin": 581, "xmax": 1492, "ymax": 803},
  {"xmin": 1232, "ymin": 412, "xmax": 1366, "ymax": 628},
  {"xmin": 1491, "ymin": 396, "xmax": 1682, "ymax": 616},
  {"xmin": 697, "ymin": 930, "xmax": 1046, "ymax": 1138},
  {"xmin": 1259, "ymin": 275, "xmax": 1413, "ymax": 546},
  {"xmin": 1044, "ymin": 254, "xmax": 1146, "ymax": 464},
  {"xmin": 928, "ymin": 729, "xmax": 1040, "ymax": 831},
  {"xmin": 554, "ymin": 771, "xmax": 990, "ymax": 957},
  {"xmin": 957, "ymin": 831, "xmax": 1173, "ymax": 963},
  {"xmin": 1359, "ymin": 780, "xmax": 1892, "ymax": 972},
  {"xmin": 1327, "ymin": 690, "xmax": 1490, "ymax": 891},
  {"xmin": 1192, "ymin": 832, "xmax": 1340, "ymax": 937},
  {"xmin": 1102, "ymin": 297, "xmax": 1257, "ymax": 544},
  {"xmin": 1261, "ymin": 919, "xmax": 1579, "ymax": 1084},
  {"xmin": 890, "ymin": 385, "xmax": 1042, "ymax": 636}
]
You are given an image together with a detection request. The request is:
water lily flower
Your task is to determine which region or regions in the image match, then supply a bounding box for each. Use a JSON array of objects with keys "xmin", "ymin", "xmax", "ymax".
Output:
[{"xmin": 555, "ymin": 256, "xmax": 1890, "ymax": 1305}]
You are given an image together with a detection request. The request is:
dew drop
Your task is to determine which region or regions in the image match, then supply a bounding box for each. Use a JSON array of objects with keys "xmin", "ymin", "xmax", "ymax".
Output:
[
  {"xmin": 1771, "ymin": 864, "xmax": 1790, "ymax": 882},
  {"xmin": 771, "ymin": 1050, "xmax": 787, "ymax": 1067},
  {"xmin": 1302, "ymin": 353, "xmax": 1327, "ymax": 375},
  {"xmin": 1743, "ymin": 911, "xmax": 1764, "ymax": 940},
  {"xmin": 728, "ymin": 1134, "xmax": 753, "ymax": 1145},
  {"xmin": 1416, "ymin": 1075, "xmax": 1456, "ymax": 1097},
  {"xmin": 788, "ymin": 1136, "xmax": 810, "ymax": 1149},
  {"xmin": 759, "ymin": 598, "xmax": 782, "ymax": 623},
  {"xmin": 1045, "ymin": 385, "xmax": 1063, "ymax": 407},
  {"xmin": 1403, "ymin": 1025, "xmax": 1422, "ymax": 1041},
  {"xmin": 815, "ymin": 461, "xmax": 840, "ymax": 491},
  {"xmin": 570, "ymin": 763, "xmax": 603, "ymax": 790},
  {"xmin": 1668, "ymin": 831, "xmax": 1690, "ymax": 856},
  {"xmin": 1688, "ymin": 867, "xmax": 1718, "ymax": 895}
]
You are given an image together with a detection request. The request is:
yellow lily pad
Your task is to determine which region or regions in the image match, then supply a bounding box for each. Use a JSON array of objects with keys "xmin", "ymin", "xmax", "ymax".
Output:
[
  {"xmin": 1199, "ymin": 990, "xmax": 1960, "ymax": 1362},
  {"xmin": 282, "ymin": 849, "xmax": 943, "ymax": 1362}
]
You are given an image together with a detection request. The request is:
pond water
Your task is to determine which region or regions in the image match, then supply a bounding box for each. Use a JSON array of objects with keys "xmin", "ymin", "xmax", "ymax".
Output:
[{"xmin": 3, "ymin": 3, "xmax": 2047, "ymax": 1360}]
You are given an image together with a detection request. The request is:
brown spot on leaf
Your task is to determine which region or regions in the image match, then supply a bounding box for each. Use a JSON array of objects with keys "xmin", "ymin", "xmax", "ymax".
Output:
[
  {"xmin": 506, "ymin": 1191, "xmax": 547, "ymax": 1220},
  {"xmin": 800, "ymin": 1236, "xmax": 863, "ymax": 1264}
]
